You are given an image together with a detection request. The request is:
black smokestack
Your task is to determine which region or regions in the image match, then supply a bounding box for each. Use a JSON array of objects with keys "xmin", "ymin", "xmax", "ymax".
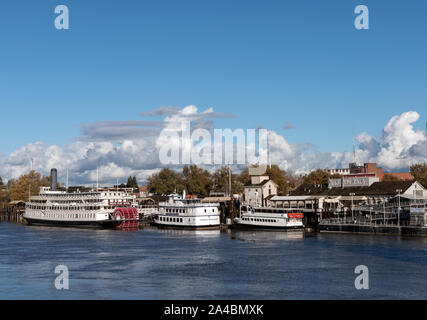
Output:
[{"xmin": 50, "ymin": 168, "xmax": 57, "ymax": 191}]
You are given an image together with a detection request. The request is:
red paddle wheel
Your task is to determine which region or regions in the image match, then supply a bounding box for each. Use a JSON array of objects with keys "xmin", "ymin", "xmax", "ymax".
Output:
[{"xmin": 112, "ymin": 207, "xmax": 139, "ymax": 230}]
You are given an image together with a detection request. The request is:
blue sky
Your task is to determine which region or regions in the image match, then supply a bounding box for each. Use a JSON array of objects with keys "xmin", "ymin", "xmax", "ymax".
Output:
[{"xmin": 0, "ymin": 0, "xmax": 426, "ymax": 182}]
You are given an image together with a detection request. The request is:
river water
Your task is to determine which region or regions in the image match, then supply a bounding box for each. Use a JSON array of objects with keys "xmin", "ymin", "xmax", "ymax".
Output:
[{"xmin": 1, "ymin": 222, "xmax": 427, "ymax": 299}]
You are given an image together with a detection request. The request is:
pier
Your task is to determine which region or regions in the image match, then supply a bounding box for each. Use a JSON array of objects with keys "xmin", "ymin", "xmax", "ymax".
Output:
[{"xmin": 318, "ymin": 198, "xmax": 427, "ymax": 236}]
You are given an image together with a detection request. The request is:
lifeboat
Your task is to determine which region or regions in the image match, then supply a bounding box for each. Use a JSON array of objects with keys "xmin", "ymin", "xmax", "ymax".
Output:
[{"xmin": 287, "ymin": 213, "xmax": 304, "ymax": 219}]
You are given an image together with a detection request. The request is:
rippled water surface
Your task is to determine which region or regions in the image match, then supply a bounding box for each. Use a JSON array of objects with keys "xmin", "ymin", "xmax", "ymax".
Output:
[{"xmin": 1, "ymin": 222, "xmax": 427, "ymax": 299}]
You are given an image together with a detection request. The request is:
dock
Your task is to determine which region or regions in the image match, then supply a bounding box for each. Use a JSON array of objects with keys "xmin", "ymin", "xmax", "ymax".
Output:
[{"xmin": 318, "ymin": 199, "xmax": 427, "ymax": 236}]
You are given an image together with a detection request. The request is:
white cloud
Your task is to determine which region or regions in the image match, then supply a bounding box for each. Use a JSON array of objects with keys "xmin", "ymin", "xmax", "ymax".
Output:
[{"xmin": 0, "ymin": 108, "xmax": 425, "ymax": 185}]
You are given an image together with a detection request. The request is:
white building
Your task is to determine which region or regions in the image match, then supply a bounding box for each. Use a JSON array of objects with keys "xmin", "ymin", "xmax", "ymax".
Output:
[{"xmin": 243, "ymin": 166, "xmax": 278, "ymax": 206}]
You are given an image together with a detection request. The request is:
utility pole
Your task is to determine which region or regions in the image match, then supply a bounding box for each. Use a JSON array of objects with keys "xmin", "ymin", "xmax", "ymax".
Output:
[{"xmin": 229, "ymin": 163, "xmax": 234, "ymax": 222}]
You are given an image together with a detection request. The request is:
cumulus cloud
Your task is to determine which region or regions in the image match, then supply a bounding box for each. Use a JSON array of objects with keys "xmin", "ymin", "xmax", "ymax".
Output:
[
  {"xmin": 353, "ymin": 111, "xmax": 426, "ymax": 169},
  {"xmin": 0, "ymin": 108, "xmax": 425, "ymax": 185}
]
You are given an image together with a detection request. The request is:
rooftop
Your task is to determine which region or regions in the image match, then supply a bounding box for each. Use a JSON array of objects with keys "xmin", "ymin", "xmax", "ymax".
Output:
[{"xmin": 291, "ymin": 180, "xmax": 416, "ymax": 197}]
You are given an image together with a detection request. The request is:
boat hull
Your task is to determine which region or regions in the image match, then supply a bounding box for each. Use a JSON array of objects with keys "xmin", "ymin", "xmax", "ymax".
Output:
[
  {"xmin": 154, "ymin": 222, "xmax": 220, "ymax": 230},
  {"xmin": 232, "ymin": 222, "xmax": 303, "ymax": 231},
  {"xmin": 24, "ymin": 217, "xmax": 119, "ymax": 229}
]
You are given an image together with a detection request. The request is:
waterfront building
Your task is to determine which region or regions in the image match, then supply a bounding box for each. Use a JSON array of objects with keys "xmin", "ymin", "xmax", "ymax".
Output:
[
  {"xmin": 243, "ymin": 165, "xmax": 278, "ymax": 206},
  {"xmin": 270, "ymin": 181, "xmax": 426, "ymax": 221},
  {"xmin": 326, "ymin": 162, "xmax": 413, "ymax": 182}
]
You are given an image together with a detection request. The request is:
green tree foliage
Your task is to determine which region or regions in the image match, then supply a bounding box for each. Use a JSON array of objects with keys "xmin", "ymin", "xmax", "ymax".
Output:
[
  {"xmin": 182, "ymin": 165, "xmax": 212, "ymax": 197},
  {"xmin": 265, "ymin": 165, "xmax": 291, "ymax": 195},
  {"xmin": 8, "ymin": 171, "xmax": 50, "ymax": 202},
  {"xmin": 410, "ymin": 163, "xmax": 427, "ymax": 188},
  {"xmin": 238, "ymin": 167, "xmax": 251, "ymax": 186},
  {"xmin": 212, "ymin": 166, "xmax": 243, "ymax": 194},
  {"xmin": 147, "ymin": 168, "xmax": 184, "ymax": 195},
  {"xmin": 126, "ymin": 176, "xmax": 139, "ymax": 189},
  {"xmin": 0, "ymin": 176, "xmax": 3, "ymax": 186}
]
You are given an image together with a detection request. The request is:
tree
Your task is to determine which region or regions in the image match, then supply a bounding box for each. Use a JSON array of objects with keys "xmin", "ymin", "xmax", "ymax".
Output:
[
  {"xmin": 212, "ymin": 166, "xmax": 243, "ymax": 194},
  {"xmin": 0, "ymin": 176, "xmax": 3, "ymax": 187},
  {"xmin": 147, "ymin": 168, "xmax": 184, "ymax": 195},
  {"xmin": 383, "ymin": 174, "xmax": 402, "ymax": 182},
  {"xmin": 182, "ymin": 165, "xmax": 212, "ymax": 197},
  {"xmin": 303, "ymin": 169, "xmax": 334, "ymax": 186},
  {"xmin": 126, "ymin": 176, "xmax": 139, "ymax": 189},
  {"xmin": 265, "ymin": 165, "xmax": 291, "ymax": 195},
  {"xmin": 238, "ymin": 167, "xmax": 251, "ymax": 187},
  {"xmin": 8, "ymin": 171, "xmax": 50, "ymax": 202},
  {"xmin": 410, "ymin": 163, "xmax": 427, "ymax": 188}
]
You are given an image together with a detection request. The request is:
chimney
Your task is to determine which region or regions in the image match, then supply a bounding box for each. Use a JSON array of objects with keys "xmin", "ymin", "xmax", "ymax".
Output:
[{"xmin": 50, "ymin": 168, "xmax": 57, "ymax": 191}]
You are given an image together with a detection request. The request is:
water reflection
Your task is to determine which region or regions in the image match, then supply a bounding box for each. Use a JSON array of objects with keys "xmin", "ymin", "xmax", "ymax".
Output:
[
  {"xmin": 144, "ymin": 226, "xmax": 221, "ymax": 238},
  {"xmin": 229, "ymin": 229, "xmax": 304, "ymax": 242},
  {"xmin": 2, "ymin": 221, "xmax": 427, "ymax": 299}
]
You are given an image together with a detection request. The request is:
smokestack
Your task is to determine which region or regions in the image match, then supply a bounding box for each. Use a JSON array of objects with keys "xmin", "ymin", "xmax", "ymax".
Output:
[{"xmin": 50, "ymin": 168, "xmax": 57, "ymax": 191}]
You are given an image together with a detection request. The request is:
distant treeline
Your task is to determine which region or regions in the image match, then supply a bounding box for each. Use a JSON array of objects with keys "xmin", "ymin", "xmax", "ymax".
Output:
[{"xmin": 0, "ymin": 163, "xmax": 425, "ymax": 205}]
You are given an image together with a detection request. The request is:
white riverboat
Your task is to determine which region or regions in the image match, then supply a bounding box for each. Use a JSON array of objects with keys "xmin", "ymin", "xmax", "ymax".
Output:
[
  {"xmin": 24, "ymin": 169, "xmax": 139, "ymax": 228},
  {"xmin": 154, "ymin": 194, "xmax": 220, "ymax": 229},
  {"xmin": 234, "ymin": 206, "xmax": 304, "ymax": 230}
]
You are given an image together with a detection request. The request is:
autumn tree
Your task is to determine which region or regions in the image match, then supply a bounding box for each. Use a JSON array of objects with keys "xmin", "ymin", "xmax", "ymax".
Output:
[
  {"xmin": 265, "ymin": 165, "xmax": 291, "ymax": 195},
  {"xmin": 410, "ymin": 163, "xmax": 427, "ymax": 188},
  {"xmin": 383, "ymin": 174, "xmax": 402, "ymax": 182},
  {"xmin": 8, "ymin": 171, "xmax": 50, "ymax": 202},
  {"xmin": 182, "ymin": 165, "xmax": 212, "ymax": 197},
  {"xmin": 147, "ymin": 168, "xmax": 184, "ymax": 195},
  {"xmin": 303, "ymin": 169, "xmax": 334, "ymax": 186}
]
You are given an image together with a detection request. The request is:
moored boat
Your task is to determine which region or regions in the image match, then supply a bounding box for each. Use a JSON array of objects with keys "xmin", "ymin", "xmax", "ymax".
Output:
[
  {"xmin": 23, "ymin": 169, "xmax": 139, "ymax": 229},
  {"xmin": 154, "ymin": 193, "xmax": 220, "ymax": 229},
  {"xmin": 234, "ymin": 206, "xmax": 304, "ymax": 230}
]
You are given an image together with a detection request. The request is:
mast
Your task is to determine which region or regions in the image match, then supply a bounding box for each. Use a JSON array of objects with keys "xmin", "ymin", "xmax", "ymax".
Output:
[
  {"xmin": 267, "ymin": 130, "xmax": 271, "ymax": 169},
  {"xmin": 66, "ymin": 168, "xmax": 69, "ymax": 191}
]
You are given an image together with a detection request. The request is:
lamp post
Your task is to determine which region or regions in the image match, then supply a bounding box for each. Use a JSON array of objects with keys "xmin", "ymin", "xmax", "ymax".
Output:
[
  {"xmin": 396, "ymin": 189, "xmax": 402, "ymax": 227},
  {"xmin": 349, "ymin": 193, "xmax": 355, "ymax": 222}
]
